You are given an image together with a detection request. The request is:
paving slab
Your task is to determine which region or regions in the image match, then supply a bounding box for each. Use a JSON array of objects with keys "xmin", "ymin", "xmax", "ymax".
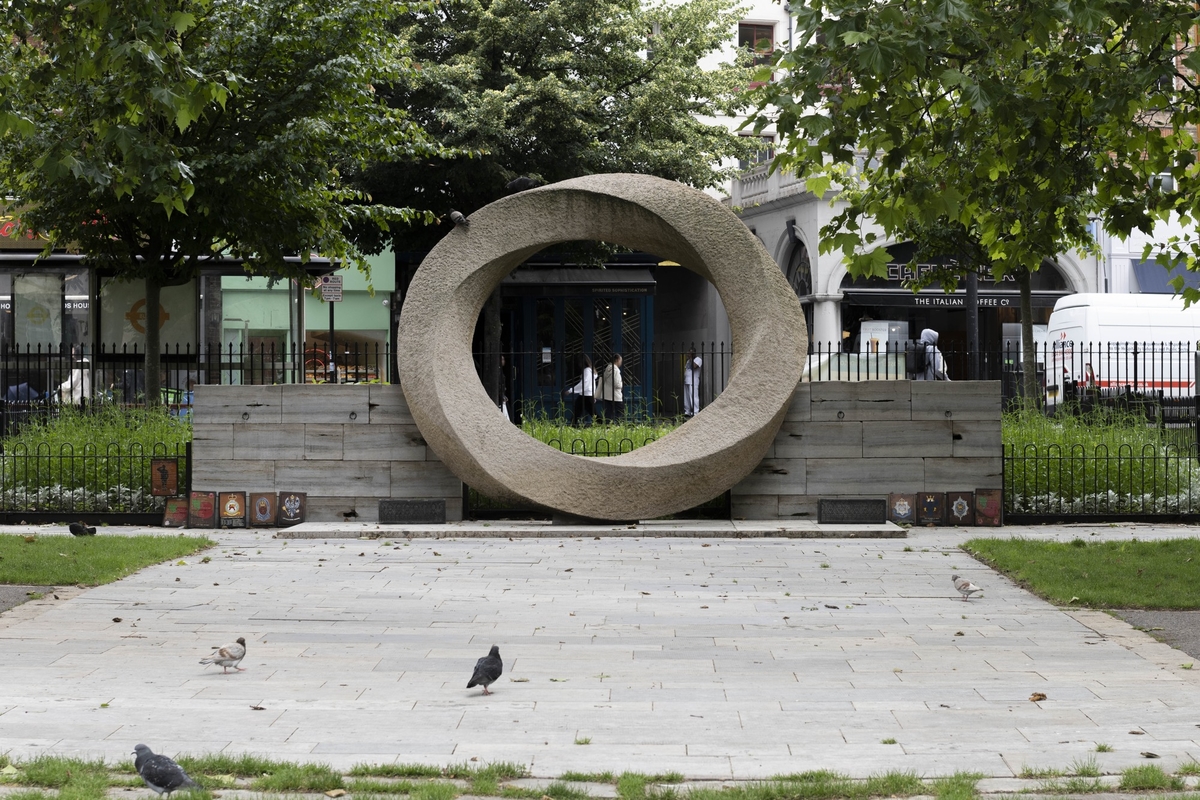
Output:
[{"xmin": 1, "ymin": 523, "xmax": 1200, "ymax": 780}]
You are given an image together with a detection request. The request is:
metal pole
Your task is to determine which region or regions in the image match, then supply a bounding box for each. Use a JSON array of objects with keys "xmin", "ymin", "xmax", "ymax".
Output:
[
  {"xmin": 966, "ymin": 270, "xmax": 979, "ymax": 380},
  {"xmin": 328, "ymin": 301, "xmax": 336, "ymax": 384}
]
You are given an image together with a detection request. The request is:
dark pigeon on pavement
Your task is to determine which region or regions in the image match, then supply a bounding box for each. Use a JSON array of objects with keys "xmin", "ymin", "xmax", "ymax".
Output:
[
  {"xmin": 133, "ymin": 744, "xmax": 200, "ymax": 796},
  {"xmin": 506, "ymin": 176, "xmax": 541, "ymax": 193},
  {"xmin": 467, "ymin": 645, "xmax": 503, "ymax": 695},
  {"xmin": 449, "ymin": 209, "xmax": 469, "ymax": 227},
  {"xmin": 69, "ymin": 521, "xmax": 96, "ymax": 536}
]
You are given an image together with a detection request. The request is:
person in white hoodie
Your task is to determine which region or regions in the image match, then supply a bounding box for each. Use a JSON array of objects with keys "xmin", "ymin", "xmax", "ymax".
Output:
[
  {"xmin": 597, "ymin": 354, "xmax": 624, "ymax": 421},
  {"xmin": 915, "ymin": 328, "xmax": 951, "ymax": 381}
]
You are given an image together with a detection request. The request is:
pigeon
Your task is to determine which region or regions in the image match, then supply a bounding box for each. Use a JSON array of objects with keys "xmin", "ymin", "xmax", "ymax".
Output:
[
  {"xmin": 133, "ymin": 744, "xmax": 200, "ymax": 796},
  {"xmin": 467, "ymin": 645, "xmax": 503, "ymax": 695},
  {"xmin": 199, "ymin": 637, "xmax": 247, "ymax": 673},
  {"xmin": 69, "ymin": 521, "xmax": 96, "ymax": 536},
  {"xmin": 449, "ymin": 209, "xmax": 469, "ymax": 227},
  {"xmin": 506, "ymin": 176, "xmax": 541, "ymax": 193},
  {"xmin": 952, "ymin": 574, "xmax": 982, "ymax": 602}
]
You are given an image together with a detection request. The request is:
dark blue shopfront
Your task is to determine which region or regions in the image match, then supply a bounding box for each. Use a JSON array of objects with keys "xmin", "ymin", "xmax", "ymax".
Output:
[{"xmin": 500, "ymin": 269, "xmax": 655, "ymax": 420}]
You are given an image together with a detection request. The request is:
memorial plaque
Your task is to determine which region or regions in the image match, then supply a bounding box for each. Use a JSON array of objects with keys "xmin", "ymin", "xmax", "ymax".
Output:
[
  {"xmin": 277, "ymin": 491, "xmax": 306, "ymax": 526},
  {"xmin": 818, "ymin": 498, "xmax": 886, "ymax": 524},
  {"xmin": 917, "ymin": 492, "xmax": 945, "ymax": 525},
  {"xmin": 887, "ymin": 493, "xmax": 916, "ymax": 525},
  {"xmin": 162, "ymin": 496, "xmax": 189, "ymax": 528},
  {"xmin": 150, "ymin": 458, "xmax": 179, "ymax": 496},
  {"xmin": 189, "ymin": 491, "xmax": 217, "ymax": 528},
  {"xmin": 379, "ymin": 499, "xmax": 446, "ymax": 524},
  {"xmin": 219, "ymin": 492, "xmax": 247, "ymax": 528},
  {"xmin": 975, "ymin": 488, "xmax": 1002, "ymax": 527},
  {"xmin": 250, "ymin": 493, "xmax": 277, "ymax": 527},
  {"xmin": 946, "ymin": 491, "xmax": 975, "ymax": 526}
]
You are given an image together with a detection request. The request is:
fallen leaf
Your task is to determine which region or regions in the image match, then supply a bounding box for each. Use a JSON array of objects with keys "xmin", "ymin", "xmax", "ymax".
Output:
[
  {"xmin": 1130, "ymin": 730, "xmax": 1146, "ymax": 735},
  {"xmin": 470, "ymin": 757, "xmax": 479, "ymax": 762},
  {"xmin": 1069, "ymin": 596, "xmax": 1080, "ymax": 603},
  {"xmin": 549, "ymin": 678, "xmax": 568, "ymax": 682},
  {"xmin": 700, "ymin": 605, "xmax": 709, "ymax": 609},
  {"xmin": 1029, "ymin": 692, "xmax": 1047, "ymax": 702},
  {"xmin": 564, "ymin": 568, "xmax": 573, "ymax": 572},
  {"xmin": 250, "ymin": 705, "xmax": 265, "ymax": 711},
  {"xmin": 825, "ymin": 604, "xmax": 838, "ymax": 609},
  {"xmin": 510, "ymin": 677, "xmax": 530, "ymax": 683},
  {"xmin": 640, "ymin": 591, "xmax": 651, "ymax": 595},
  {"xmin": 112, "ymin": 617, "xmax": 122, "ymax": 623},
  {"xmin": 939, "ymin": 704, "xmax": 950, "ymax": 708},
  {"xmin": 23, "ymin": 535, "xmax": 35, "ymax": 543},
  {"xmin": 325, "ymin": 790, "xmax": 347, "ymax": 798},
  {"xmin": 1, "ymin": 765, "xmax": 19, "ymax": 775},
  {"xmin": 1142, "ymin": 752, "xmax": 1160, "ymax": 758},
  {"xmin": 954, "ymin": 631, "xmax": 965, "ymax": 637},
  {"xmin": 432, "ymin": 551, "xmax": 441, "ymax": 556}
]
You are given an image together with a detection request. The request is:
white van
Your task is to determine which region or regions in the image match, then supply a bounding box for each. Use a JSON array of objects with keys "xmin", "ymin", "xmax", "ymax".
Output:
[{"xmin": 1044, "ymin": 293, "xmax": 1200, "ymax": 408}]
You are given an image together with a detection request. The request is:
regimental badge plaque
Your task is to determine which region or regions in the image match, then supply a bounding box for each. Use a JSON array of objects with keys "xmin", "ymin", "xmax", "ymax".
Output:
[
  {"xmin": 219, "ymin": 492, "xmax": 247, "ymax": 528},
  {"xmin": 917, "ymin": 492, "xmax": 945, "ymax": 525},
  {"xmin": 887, "ymin": 493, "xmax": 916, "ymax": 524},
  {"xmin": 277, "ymin": 491, "xmax": 306, "ymax": 526},
  {"xmin": 975, "ymin": 488, "xmax": 1002, "ymax": 527},
  {"xmin": 163, "ymin": 496, "xmax": 189, "ymax": 528},
  {"xmin": 250, "ymin": 493, "xmax": 277, "ymax": 527},
  {"xmin": 946, "ymin": 491, "xmax": 975, "ymax": 526},
  {"xmin": 150, "ymin": 458, "xmax": 179, "ymax": 496},
  {"xmin": 189, "ymin": 491, "xmax": 217, "ymax": 528}
]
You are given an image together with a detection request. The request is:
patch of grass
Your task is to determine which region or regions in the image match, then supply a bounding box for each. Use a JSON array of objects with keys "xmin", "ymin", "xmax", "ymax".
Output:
[
  {"xmin": 560, "ymin": 772, "xmax": 615, "ymax": 783},
  {"xmin": 1020, "ymin": 766, "xmax": 1063, "ymax": 779},
  {"xmin": 930, "ymin": 772, "xmax": 983, "ymax": 800},
  {"xmin": 617, "ymin": 772, "xmax": 648, "ymax": 800},
  {"xmin": 521, "ymin": 411, "xmax": 678, "ymax": 457},
  {"xmin": 574, "ymin": 737, "xmax": 591, "ymax": 745},
  {"xmin": 0, "ymin": 535, "xmax": 212, "ymax": 586},
  {"xmin": 880, "ymin": 738, "xmax": 897, "ymax": 745},
  {"xmin": 1119, "ymin": 765, "xmax": 1184, "ymax": 791},
  {"xmin": 540, "ymin": 782, "xmax": 597, "ymax": 800},
  {"xmin": 347, "ymin": 779, "xmax": 420, "ymax": 794},
  {"xmin": 248, "ymin": 763, "xmax": 344, "ymax": 792},
  {"xmin": 349, "ymin": 763, "xmax": 444, "ymax": 779},
  {"xmin": 175, "ymin": 753, "xmax": 294, "ymax": 778},
  {"xmin": 18, "ymin": 755, "xmax": 109, "ymax": 788},
  {"xmin": 1178, "ymin": 760, "xmax": 1200, "ymax": 776},
  {"xmin": 1095, "ymin": 743, "xmax": 1113, "ymax": 753},
  {"xmin": 412, "ymin": 782, "xmax": 458, "ymax": 800},
  {"xmin": 963, "ymin": 537, "xmax": 1200, "ymax": 608},
  {"xmin": 1038, "ymin": 776, "xmax": 1106, "ymax": 794},
  {"xmin": 1071, "ymin": 757, "xmax": 1100, "ymax": 778},
  {"xmin": 646, "ymin": 773, "xmax": 684, "ymax": 784}
]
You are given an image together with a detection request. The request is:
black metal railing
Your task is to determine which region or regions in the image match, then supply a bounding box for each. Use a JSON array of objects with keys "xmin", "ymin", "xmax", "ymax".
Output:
[
  {"xmin": 0, "ymin": 441, "xmax": 190, "ymax": 522},
  {"xmin": 1004, "ymin": 442, "xmax": 1200, "ymax": 522}
]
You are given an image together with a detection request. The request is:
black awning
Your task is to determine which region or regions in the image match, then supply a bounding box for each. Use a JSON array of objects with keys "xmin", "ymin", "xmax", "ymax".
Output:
[
  {"xmin": 501, "ymin": 268, "xmax": 655, "ymax": 297},
  {"xmin": 842, "ymin": 288, "xmax": 1065, "ymax": 308},
  {"xmin": 1131, "ymin": 259, "xmax": 1200, "ymax": 294}
]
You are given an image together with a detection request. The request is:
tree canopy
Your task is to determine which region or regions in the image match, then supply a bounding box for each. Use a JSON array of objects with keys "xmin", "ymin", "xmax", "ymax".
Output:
[
  {"xmin": 751, "ymin": 0, "xmax": 1200, "ymax": 400},
  {"xmin": 362, "ymin": 0, "xmax": 757, "ymax": 254},
  {"xmin": 0, "ymin": 0, "xmax": 437, "ymax": 401}
]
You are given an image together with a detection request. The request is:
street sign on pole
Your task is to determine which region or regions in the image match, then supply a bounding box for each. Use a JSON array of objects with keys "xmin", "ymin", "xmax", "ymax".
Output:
[{"xmin": 319, "ymin": 274, "xmax": 343, "ymax": 302}]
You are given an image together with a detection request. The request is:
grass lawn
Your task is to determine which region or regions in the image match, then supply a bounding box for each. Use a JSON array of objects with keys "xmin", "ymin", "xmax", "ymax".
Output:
[
  {"xmin": 963, "ymin": 537, "xmax": 1200, "ymax": 609},
  {"xmin": 0, "ymin": 534, "xmax": 213, "ymax": 586}
]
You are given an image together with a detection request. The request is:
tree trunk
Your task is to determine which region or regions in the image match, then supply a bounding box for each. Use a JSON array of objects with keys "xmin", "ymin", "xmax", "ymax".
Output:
[
  {"xmin": 144, "ymin": 274, "xmax": 162, "ymax": 407},
  {"xmin": 483, "ymin": 289, "xmax": 502, "ymax": 405},
  {"xmin": 1017, "ymin": 269, "xmax": 1040, "ymax": 411}
]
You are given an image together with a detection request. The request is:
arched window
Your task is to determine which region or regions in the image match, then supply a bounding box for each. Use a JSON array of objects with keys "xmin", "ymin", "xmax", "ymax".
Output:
[{"xmin": 784, "ymin": 240, "xmax": 814, "ymax": 340}]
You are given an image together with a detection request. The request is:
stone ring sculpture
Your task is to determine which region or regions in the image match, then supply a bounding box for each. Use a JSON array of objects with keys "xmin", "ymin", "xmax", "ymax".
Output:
[{"xmin": 397, "ymin": 173, "xmax": 807, "ymax": 521}]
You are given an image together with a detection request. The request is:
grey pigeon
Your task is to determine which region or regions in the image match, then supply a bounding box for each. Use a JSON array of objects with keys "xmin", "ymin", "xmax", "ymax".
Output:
[
  {"xmin": 133, "ymin": 744, "xmax": 200, "ymax": 796},
  {"xmin": 69, "ymin": 521, "xmax": 96, "ymax": 536},
  {"xmin": 952, "ymin": 574, "xmax": 982, "ymax": 602},
  {"xmin": 506, "ymin": 176, "xmax": 541, "ymax": 193},
  {"xmin": 467, "ymin": 645, "xmax": 503, "ymax": 695},
  {"xmin": 449, "ymin": 209, "xmax": 469, "ymax": 227},
  {"xmin": 199, "ymin": 637, "xmax": 246, "ymax": 673}
]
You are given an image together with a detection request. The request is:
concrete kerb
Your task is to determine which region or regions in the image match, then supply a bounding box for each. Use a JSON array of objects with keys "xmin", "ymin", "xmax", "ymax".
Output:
[{"xmin": 1, "ymin": 523, "xmax": 1200, "ymax": 780}]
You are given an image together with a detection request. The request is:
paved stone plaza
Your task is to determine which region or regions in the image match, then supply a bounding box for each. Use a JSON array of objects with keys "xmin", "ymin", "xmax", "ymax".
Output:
[{"xmin": 1, "ymin": 523, "xmax": 1199, "ymax": 779}]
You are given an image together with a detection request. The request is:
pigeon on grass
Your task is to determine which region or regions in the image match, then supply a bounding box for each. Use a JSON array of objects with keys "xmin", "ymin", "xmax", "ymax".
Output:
[
  {"xmin": 467, "ymin": 645, "xmax": 503, "ymax": 695},
  {"xmin": 952, "ymin": 574, "xmax": 982, "ymax": 602},
  {"xmin": 133, "ymin": 745, "xmax": 200, "ymax": 796},
  {"xmin": 69, "ymin": 521, "xmax": 96, "ymax": 536},
  {"xmin": 199, "ymin": 637, "xmax": 246, "ymax": 673}
]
